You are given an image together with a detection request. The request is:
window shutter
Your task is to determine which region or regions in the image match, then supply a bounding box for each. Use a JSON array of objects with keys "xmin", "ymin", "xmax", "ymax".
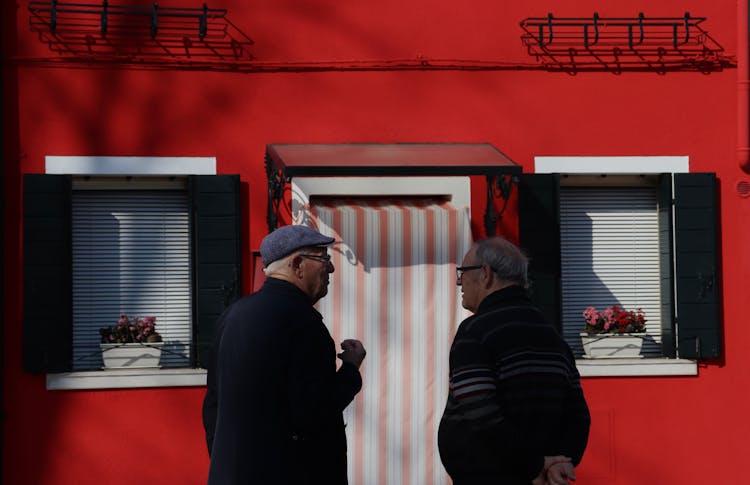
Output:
[
  {"xmin": 190, "ymin": 175, "xmax": 241, "ymax": 368},
  {"xmin": 674, "ymin": 173, "xmax": 720, "ymax": 359},
  {"xmin": 658, "ymin": 174, "xmax": 677, "ymax": 357},
  {"xmin": 23, "ymin": 174, "xmax": 73, "ymax": 373},
  {"xmin": 518, "ymin": 174, "xmax": 562, "ymax": 331}
]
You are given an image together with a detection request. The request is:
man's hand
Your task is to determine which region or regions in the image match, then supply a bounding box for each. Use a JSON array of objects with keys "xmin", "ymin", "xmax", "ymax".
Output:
[
  {"xmin": 338, "ymin": 339, "xmax": 366, "ymax": 368},
  {"xmin": 531, "ymin": 456, "xmax": 573, "ymax": 485},
  {"xmin": 547, "ymin": 461, "xmax": 576, "ymax": 484}
]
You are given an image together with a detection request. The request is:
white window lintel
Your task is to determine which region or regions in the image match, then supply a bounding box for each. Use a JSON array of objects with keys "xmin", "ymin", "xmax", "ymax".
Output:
[
  {"xmin": 45, "ymin": 156, "xmax": 217, "ymax": 175},
  {"xmin": 534, "ymin": 156, "xmax": 689, "ymax": 174}
]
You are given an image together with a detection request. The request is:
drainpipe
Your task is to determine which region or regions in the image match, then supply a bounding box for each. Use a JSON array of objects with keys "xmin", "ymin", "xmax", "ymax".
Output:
[{"xmin": 739, "ymin": 0, "xmax": 750, "ymax": 173}]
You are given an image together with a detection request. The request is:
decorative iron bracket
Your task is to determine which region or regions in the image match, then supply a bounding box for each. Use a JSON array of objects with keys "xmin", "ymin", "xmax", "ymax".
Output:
[
  {"xmin": 265, "ymin": 152, "xmax": 286, "ymax": 233},
  {"xmin": 484, "ymin": 174, "xmax": 517, "ymax": 236}
]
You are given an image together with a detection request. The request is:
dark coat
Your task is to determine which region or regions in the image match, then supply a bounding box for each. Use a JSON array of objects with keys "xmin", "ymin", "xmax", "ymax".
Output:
[{"xmin": 202, "ymin": 277, "xmax": 362, "ymax": 485}]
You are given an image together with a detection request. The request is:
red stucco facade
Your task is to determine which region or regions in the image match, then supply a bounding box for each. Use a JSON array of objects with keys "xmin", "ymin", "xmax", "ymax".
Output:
[{"xmin": 3, "ymin": 1, "xmax": 750, "ymax": 484}]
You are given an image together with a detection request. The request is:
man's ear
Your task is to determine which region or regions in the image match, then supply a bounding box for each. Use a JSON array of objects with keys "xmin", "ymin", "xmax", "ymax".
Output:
[
  {"xmin": 291, "ymin": 255, "xmax": 303, "ymax": 269},
  {"xmin": 481, "ymin": 265, "xmax": 495, "ymax": 289}
]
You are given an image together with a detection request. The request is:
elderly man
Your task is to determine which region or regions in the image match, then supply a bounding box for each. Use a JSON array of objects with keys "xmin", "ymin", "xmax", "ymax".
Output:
[
  {"xmin": 203, "ymin": 225, "xmax": 366, "ymax": 485},
  {"xmin": 438, "ymin": 237, "xmax": 590, "ymax": 485}
]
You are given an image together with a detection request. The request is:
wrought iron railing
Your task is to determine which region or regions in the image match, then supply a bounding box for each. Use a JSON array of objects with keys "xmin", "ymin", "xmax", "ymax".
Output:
[
  {"xmin": 28, "ymin": 1, "xmax": 254, "ymax": 62},
  {"xmin": 520, "ymin": 12, "xmax": 733, "ymax": 72}
]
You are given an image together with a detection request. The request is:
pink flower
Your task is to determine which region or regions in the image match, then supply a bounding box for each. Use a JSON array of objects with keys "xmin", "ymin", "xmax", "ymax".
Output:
[
  {"xmin": 583, "ymin": 305, "xmax": 647, "ymax": 334},
  {"xmin": 99, "ymin": 314, "xmax": 160, "ymax": 344}
]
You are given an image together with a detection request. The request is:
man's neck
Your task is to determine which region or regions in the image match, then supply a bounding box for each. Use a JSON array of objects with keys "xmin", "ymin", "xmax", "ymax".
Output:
[
  {"xmin": 480, "ymin": 279, "xmax": 515, "ymax": 301},
  {"xmin": 266, "ymin": 274, "xmax": 316, "ymax": 303}
]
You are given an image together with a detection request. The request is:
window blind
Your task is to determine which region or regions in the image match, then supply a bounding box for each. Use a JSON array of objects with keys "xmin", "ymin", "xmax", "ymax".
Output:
[
  {"xmin": 309, "ymin": 198, "xmax": 472, "ymax": 485},
  {"xmin": 72, "ymin": 191, "xmax": 192, "ymax": 369},
  {"xmin": 560, "ymin": 187, "xmax": 662, "ymax": 357}
]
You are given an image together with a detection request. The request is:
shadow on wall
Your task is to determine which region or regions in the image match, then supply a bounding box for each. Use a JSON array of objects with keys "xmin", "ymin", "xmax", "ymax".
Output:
[{"xmin": 28, "ymin": 0, "xmax": 254, "ymax": 65}]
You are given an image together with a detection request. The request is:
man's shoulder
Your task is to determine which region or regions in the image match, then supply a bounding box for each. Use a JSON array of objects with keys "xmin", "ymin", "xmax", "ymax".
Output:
[
  {"xmin": 464, "ymin": 302, "xmax": 543, "ymax": 329},
  {"xmin": 462, "ymin": 304, "xmax": 566, "ymax": 352},
  {"xmin": 227, "ymin": 288, "xmax": 309, "ymax": 319},
  {"xmin": 224, "ymin": 291, "xmax": 271, "ymax": 315}
]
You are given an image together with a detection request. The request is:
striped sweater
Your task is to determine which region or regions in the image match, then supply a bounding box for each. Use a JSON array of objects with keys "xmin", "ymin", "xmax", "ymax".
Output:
[{"xmin": 438, "ymin": 285, "xmax": 590, "ymax": 484}]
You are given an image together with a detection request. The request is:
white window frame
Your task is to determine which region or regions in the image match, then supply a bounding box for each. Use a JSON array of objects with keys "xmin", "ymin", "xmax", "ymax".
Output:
[
  {"xmin": 45, "ymin": 156, "xmax": 214, "ymax": 390},
  {"xmin": 534, "ymin": 156, "xmax": 697, "ymax": 377}
]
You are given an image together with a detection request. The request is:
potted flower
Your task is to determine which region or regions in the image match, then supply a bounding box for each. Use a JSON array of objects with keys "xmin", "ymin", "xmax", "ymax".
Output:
[
  {"xmin": 580, "ymin": 305, "xmax": 647, "ymax": 358},
  {"xmin": 99, "ymin": 314, "xmax": 164, "ymax": 369}
]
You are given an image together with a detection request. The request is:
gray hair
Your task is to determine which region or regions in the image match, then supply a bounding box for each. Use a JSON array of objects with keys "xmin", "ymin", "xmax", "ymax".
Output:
[
  {"xmin": 472, "ymin": 237, "xmax": 529, "ymax": 288},
  {"xmin": 263, "ymin": 251, "xmax": 297, "ymax": 274}
]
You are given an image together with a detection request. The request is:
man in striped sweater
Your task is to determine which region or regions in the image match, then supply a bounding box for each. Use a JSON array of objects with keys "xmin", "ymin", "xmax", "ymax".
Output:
[{"xmin": 438, "ymin": 237, "xmax": 590, "ymax": 485}]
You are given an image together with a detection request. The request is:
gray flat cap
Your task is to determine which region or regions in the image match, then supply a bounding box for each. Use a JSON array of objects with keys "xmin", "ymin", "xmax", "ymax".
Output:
[{"xmin": 260, "ymin": 225, "xmax": 335, "ymax": 266}]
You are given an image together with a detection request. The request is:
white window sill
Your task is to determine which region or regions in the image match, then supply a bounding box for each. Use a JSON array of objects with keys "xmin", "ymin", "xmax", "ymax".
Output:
[
  {"xmin": 46, "ymin": 368, "xmax": 207, "ymax": 390},
  {"xmin": 45, "ymin": 359, "xmax": 696, "ymax": 389},
  {"xmin": 577, "ymin": 358, "xmax": 697, "ymax": 377}
]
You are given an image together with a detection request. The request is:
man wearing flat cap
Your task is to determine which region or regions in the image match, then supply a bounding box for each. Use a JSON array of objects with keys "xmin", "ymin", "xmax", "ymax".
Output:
[{"xmin": 203, "ymin": 225, "xmax": 366, "ymax": 485}]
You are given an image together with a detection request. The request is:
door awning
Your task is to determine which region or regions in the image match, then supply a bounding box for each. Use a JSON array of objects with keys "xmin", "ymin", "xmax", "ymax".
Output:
[
  {"xmin": 266, "ymin": 143, "xmax": 521, "ymax": 176},
  {"xmin": 265, "ymin": 143, "xmax": 522, "ymax": 235}
]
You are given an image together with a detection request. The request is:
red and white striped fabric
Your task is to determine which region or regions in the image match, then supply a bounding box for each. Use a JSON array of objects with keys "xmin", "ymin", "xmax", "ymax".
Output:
[{"xmin": 308, "ymin": 198, "xmax": 472, "ymax": 485}]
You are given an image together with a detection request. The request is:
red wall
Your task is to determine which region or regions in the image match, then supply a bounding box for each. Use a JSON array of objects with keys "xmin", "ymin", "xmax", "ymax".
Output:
[{"xmin": 4, "ymin": 0, "xmax": 750, "ymax": 484}]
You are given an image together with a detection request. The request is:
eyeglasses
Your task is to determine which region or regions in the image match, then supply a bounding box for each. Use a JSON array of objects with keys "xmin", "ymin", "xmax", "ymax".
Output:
[
  {"xmin": 456, "ymin": 264, "xmax": 483, "ymax": 283},
  {"xmin": 300, "ymin": 253, "xmax": 332, "ymax": 264}
]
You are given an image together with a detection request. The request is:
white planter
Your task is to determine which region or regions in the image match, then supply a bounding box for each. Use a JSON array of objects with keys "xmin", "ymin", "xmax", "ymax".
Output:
[
  {"xmin": 100, "ymin": 342, "xmax": 163, "ymax": 369},
  {"xmin": 580, "ymin": 333, "xmax": 645, "ymax": 359}
]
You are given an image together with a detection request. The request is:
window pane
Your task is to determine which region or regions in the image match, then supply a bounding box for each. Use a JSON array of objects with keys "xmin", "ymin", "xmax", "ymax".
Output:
[
  {"xmin": 72, "ymin": 191, "xmax": 192, "ymax": 369},
  {"xmin": 560, "ymin": 187, "xmax": 662, "ymax": 357}
]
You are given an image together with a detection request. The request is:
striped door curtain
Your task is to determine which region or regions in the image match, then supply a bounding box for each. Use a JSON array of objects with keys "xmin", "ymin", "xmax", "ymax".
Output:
[{"xmin": 308, "ymin": 198, "xmax": 472, "ymax": 485}]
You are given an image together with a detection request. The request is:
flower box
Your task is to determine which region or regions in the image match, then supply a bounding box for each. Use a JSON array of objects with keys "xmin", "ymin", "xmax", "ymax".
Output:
[
  {"xmin": 99, "ymin": 314, "xmax": 163, "ymax": 369},
  {"xmin": 581, "ymin": 305, "xmax": 647, "ymax": 358},
  {"xmin": 580, "ymin": 333, "xmax": 645, "ymax": 359},
  {"xmin": 100, "ymin": 342, "xmax": 164, "ymax": 369}
]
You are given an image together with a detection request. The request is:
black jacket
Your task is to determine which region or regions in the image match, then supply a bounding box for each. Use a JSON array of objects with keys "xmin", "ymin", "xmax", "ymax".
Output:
[{"xmin": 203, "ymin": 277, "xmax": 362, "ymax": 485}]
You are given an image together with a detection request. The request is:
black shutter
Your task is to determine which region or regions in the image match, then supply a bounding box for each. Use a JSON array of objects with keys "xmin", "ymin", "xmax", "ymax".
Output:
[
  {"xmin": 23, "ymin": 174, "xmax": 73, "ymax": 373},
  {"xmin": 190, "ymin": 175, "xmax": 242, "ymax": 368},
  {"xmin": 657, "ymin": 174, "xmax": 677, "ymax": 358},
  {"xmin": 674, "ymin": 173, "xmax": 720, "ymax": 359},
  {"xmin": 518, "ymin": 174, "xmax": 562, "ymax": 331}
]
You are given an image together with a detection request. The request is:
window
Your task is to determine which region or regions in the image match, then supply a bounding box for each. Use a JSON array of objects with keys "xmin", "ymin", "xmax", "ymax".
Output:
[
  {"xmin": 72, "ymin": 185, "xmax": 192, "ymax": 369},
  {"xmin": 519, "ymin": 157, "xmax": 720, "ymax": 376},
  {"xmin": 23, "ymin": 159, "xmax": 241, "ymax": 389},
  {"xmin": 559, "ymin": 181, "xmax": 663, "ymax": 358}
]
